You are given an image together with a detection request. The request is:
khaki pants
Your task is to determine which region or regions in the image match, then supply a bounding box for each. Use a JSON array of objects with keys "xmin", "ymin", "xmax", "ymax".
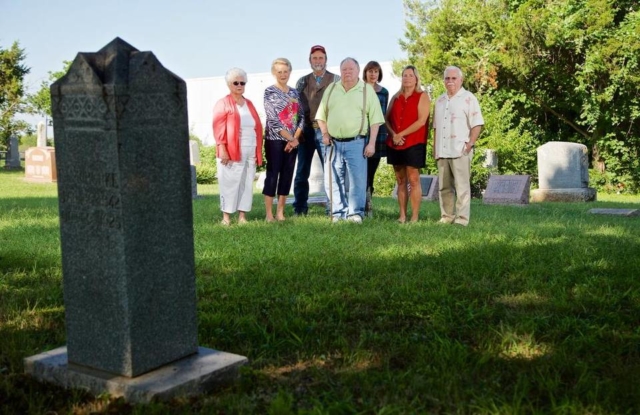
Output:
[{"xmin": 437, "ymin": 150, "xmax": 472, "ymax": 225}]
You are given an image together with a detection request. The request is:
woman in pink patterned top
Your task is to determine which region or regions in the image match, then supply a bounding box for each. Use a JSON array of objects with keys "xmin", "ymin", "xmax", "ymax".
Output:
[{"xmin": 263, "ymin": 57, "xmax": 304, "ymax": 222}]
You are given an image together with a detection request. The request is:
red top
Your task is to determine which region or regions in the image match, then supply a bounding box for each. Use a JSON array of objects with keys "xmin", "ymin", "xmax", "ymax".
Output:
[{"xmin": 386, "ymin": 90, "xmax": 427, "ymax": 150}]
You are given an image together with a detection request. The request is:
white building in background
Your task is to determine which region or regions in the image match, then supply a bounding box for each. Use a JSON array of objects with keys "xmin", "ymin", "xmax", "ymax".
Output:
[{"xmin": 186, "ymin": 61, "xmax": 401, "ymax": 146}]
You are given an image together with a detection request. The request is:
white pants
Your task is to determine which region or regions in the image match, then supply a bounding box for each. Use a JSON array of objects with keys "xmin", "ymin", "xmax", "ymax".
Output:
[{"xmin": 218, "ymin": 146, "xmax": 256, "ymax": 214}]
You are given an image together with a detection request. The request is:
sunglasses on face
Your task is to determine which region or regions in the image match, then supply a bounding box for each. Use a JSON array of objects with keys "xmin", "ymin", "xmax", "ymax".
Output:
[{"xmin": 233, "ymin": 81, "xmax": 246, "ymax": 86}]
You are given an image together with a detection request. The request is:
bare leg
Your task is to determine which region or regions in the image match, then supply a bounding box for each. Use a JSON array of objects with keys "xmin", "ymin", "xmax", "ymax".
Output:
[
  {"xmin": 238, "ymin": 210, "xmax": 248, "ymax": 224},
  {"xmin": 222, "ymin": 211, "xmax": 231, "ymax": 226},
  {"xmin": 394, "ymin": 165, "xmax": 408, "ymax": 223},
  {"xmin": 264, "ymin": 195, "xmax": 275, "ymax": 222},
  {"xmin": 407, "ymin": 166, "xmax": 422, "ymax": 222},
  {"xmin": 276, "ymin": 195, "xmax": 287, "ymax": 221}
]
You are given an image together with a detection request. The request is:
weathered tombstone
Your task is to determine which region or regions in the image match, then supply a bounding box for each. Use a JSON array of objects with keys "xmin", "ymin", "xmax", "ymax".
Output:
[
  {"xmin": 483, "ymin": 175, "xmax": 530, "ymax": 205},
  {"xmin": 24, "ymin": 38, "xmax": 247, "ymax": 403},
  {"xmin": 392, "ymin": 174, "xmax": 439, "ymax": 201},
  {"xmin": 309, "ymin": 151, "xmax": 325, "ymax": 196},
  {"xmin": 37, "ymin": 121, "xmax": 47, "ymax": 147},
  {"xmin": 285, "ymin": 152, "xmax": 327, "ymax": 206},
  {"xmin": 189, "ymin": 140, "xmax": 200, "ymax": 165},
  {"xmin": 190, "ymin": 164, "xmax": 201, "ymax": 199},
  {"xmin": 24, "ymin": 147, "xmax": 57, "ymax": 182},
  {"xmin": 5, "ymin": 135, "xmax": 21, "ymax": 169},
  {"xmin": 483, "ymin": 149, "xmax": 498, "ymax": 169},
  {"xmin": 531, "ymin": 142, "xmax": 596, "ymax": 202}
]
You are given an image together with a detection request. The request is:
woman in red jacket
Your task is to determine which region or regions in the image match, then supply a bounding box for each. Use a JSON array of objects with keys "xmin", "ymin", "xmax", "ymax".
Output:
[
  {"xmin": 212, "ymin": 67, "xmax": 264, "ymax": 225},
  {"xmin": 385, "ymin": 65, "xmax": 431, "ymax": 223}
]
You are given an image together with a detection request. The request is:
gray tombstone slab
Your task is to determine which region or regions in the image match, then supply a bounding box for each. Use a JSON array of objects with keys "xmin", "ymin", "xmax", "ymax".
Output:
[
  {"xmin": 483, "ymin": 175, "xmax": 530, "ymax": 205},
  {"xmin": 37, "ymin": 121, "xmax": 47, "ymax": 147},
  {"xmin": 25, "ymin": 38, "xmax": 246, "ymax": 402},
  {"xmin": 190, "ymin": 165, "xmax": 201, "ymax": 199},
  {"xmin": 392, "ymin": 174, "xmax": 439, "ymax": 201},
  {"xmin": 5, "ymin": 136, "xmax": 21, "ymax": 169},
  {"xmin": 588, "ymin": 208, "xmax": 639, "ymax": 217},
  {"xmin": 531, "ymin": 142, "xmax": 596, "ymax": 202}
]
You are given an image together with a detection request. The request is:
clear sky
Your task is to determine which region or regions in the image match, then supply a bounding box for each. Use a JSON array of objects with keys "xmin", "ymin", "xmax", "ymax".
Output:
[{"xmin": 1, "ymin": 0, "xmax": 408, "ymax": 94}]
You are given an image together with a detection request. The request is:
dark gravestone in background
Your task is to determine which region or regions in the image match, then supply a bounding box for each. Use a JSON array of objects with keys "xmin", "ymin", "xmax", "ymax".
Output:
[
  {"xmin": 392, "ymin": 175, "xmax": 439, "ymax": 201},
  {"xmin": 50, "ymin": 37, "xmax": 197, "ymax": 377}
]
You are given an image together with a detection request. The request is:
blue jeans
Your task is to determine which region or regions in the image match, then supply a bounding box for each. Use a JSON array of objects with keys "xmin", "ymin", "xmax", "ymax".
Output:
[
  {"xmin": 324, "ymin": 137, "xmax": 367, "ymax": 219},
  {"xmin": 293, "ymin": 126, "xmax": 326, "ymax": 213}
]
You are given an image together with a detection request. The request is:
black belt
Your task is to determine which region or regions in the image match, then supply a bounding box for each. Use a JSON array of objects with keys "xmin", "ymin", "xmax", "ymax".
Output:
[{"xmin": 333, "ymin": 136, "xmax": 363, "ymax": 142}]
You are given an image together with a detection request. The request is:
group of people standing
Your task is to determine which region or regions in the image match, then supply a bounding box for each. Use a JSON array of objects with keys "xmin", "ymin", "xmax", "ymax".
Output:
[{"xmin": 211, "ymin": 45, "xmax": 484, "ymax": 226}]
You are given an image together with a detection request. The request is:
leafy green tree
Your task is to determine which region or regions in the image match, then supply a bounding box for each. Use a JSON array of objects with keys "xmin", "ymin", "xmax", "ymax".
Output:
[
  {"xmin": 400, "ymin": 0, "xmax": 640, "ymax": 192},
  {"xmin": 28, "ymin": 60, "xmax": 72, "ymax": 118},
  {"xmin": 0, "ymin": 41, "xmax": 31, "ymax": 150}
]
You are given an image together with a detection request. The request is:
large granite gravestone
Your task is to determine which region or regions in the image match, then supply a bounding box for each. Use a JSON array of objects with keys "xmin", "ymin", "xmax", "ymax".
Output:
[
  {"xmin": 483, "ymin": 175, "xmax": 530, "ymax": 205},
  {"xmin": 531, "ymin": 142, "xmax": 596, "ymax": 202},
  {"xmin": 24, "ymin": 38, "xmax": 247, "ymax": 402},
  {"xmin": 5, "ymin": 136, "xmax": 21, "ymax": 169},
  {"xmin": 392, "ymin": 174, "xmax": 439, "ymax": 201}
]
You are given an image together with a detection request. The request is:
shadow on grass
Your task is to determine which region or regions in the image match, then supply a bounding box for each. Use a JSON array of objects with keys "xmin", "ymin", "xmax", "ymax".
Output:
[
  {"xmin": 190, "ymin": 214, "xmax": 640, "ymax": 412},
  {"xmin": 2, "ymin": 194, "xmax": 640, "ymax": 412}
]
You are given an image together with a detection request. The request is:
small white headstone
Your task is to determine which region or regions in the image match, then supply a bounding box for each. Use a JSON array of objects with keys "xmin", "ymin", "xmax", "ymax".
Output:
[
  {"xmin": 37, "ymin": 121, "xmax": 47, "ymax": 147},
  {"xmin": 189, "ymin": 140, "xmax": 200, "ymax": 165}
]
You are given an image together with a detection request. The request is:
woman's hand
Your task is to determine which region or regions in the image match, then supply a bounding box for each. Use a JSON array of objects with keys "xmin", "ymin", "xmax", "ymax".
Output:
[
  {"xmin": 219, "ymin": 147, "xmax": 231, "ymax": 165},
  {"xmin": 392, "ymin": 133, "xmax": 405, "ymax": 147},
  {"xmin": 285, "ymin": 138, "xmax": 299, "ymax": 153}
]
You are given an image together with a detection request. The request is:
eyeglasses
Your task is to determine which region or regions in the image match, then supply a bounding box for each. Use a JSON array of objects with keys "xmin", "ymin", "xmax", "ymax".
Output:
[
  {"xmin": 233, "ymin": 81, "xmax": 246, "ymax": 86},
  {"xmin": 444, "ymin": 77, "xmax": 457, "ymax": 81}
]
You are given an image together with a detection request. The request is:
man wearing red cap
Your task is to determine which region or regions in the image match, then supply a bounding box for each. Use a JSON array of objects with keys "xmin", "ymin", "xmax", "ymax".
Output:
[{"xmin": 292, "ymin": 45, "xmax": 340, "ymax": 216}]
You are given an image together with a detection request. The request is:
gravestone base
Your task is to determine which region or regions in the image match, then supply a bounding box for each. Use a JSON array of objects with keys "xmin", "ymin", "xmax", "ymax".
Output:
[
  {"xmin": 25, "ymin": 346, "xmax": 248, "ymax": 404},
  {"xmin": 531, "ymin": 188, "xmax": 597, "ymax": 202}
]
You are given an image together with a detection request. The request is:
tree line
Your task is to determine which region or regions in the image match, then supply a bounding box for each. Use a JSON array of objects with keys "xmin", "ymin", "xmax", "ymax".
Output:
[
  {"xmin": 400, "ymin": 0, "xmax": 639, "ymax": 193},
  {"xmin": 3, "ymin": 1, "xmax": 638, "ymax": 192}
]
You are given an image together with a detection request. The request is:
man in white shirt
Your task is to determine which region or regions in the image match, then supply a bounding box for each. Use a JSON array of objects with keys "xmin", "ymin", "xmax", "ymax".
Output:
[{"xmin": 433, "ymin": 66, "xmax": 484, "ymax": 226}]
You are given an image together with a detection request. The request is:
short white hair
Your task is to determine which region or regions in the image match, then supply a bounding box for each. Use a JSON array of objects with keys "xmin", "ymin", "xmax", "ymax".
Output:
[
  {"xmin": 225, "ymin": 67, "xmax": 247, "ymax": 84},
  {"xmin": 340, "ymin": 57, "xmax": 360, "ymax": 72},
  {"xmin": 443, "ymin": 66, "xmax": 463, "ymax": 79}
]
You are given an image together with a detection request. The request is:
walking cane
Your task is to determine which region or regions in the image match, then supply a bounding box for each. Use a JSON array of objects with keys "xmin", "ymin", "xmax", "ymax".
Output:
[{"xmin": 327, "ymin": 140, "xmax": 334, "ymax": 222}]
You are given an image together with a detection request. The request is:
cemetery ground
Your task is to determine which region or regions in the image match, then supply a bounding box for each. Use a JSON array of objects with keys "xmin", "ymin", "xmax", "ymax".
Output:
[{"xmin": 1, "ymin": 170, "xmax": 640, "ymax": 414}]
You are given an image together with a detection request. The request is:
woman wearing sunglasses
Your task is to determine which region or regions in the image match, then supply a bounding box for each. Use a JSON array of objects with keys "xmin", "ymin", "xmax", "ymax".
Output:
[{"xmin": 212, "ymin": 67, "xmax": 264, "ymax": 225}]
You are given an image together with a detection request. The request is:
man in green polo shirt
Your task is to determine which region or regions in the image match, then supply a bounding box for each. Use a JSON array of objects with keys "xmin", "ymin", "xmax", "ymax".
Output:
[{"xmin": 316, "ymin": 57, "xmax": 385, "ymax": 223}]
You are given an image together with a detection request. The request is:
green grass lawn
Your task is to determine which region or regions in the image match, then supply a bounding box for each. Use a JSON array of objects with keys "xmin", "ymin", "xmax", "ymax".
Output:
[{"xmin": 1, "ymin": 169, "xmax": 640, "ymax": 414}]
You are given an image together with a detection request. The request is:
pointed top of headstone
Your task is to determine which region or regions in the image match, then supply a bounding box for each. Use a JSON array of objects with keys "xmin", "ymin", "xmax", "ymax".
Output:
[
  {"xmin": 97, "ymin": 37, "xmax": 139, "ymax": 85},
  {"xmin": 52, "ymin": 38, "xmax": 182, "ymax": 92}
]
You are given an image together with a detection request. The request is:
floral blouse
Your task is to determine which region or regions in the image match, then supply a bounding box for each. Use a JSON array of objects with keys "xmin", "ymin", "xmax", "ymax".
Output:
[{"xmin": 264, "ymin": 85, "xmax": 304, "ymax": 141}]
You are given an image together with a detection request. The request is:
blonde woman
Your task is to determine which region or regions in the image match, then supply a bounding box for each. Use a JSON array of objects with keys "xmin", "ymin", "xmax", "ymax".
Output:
[
  {"xmin": 262, "ymin": 58, "xmax": 304, "ymax": 222},
  {"xmin": 212, "ymin": 67, "xmax": 263, "ymax": 225},
  {"xmin": 385, "ymin": 65, "xmax": 431, "ymax": 223}
]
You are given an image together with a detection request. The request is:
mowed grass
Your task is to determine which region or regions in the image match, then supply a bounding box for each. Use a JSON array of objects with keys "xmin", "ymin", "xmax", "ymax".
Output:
[{"xmin": 1, "ymin": 169, "xmax": 640, "ymax": 414}]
